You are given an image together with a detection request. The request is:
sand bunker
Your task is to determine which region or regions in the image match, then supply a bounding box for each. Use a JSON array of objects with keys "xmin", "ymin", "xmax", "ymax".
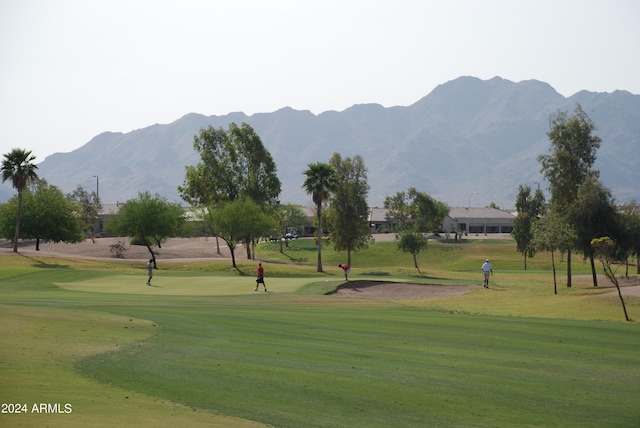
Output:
[{"xmin": 330, "ymin": 280, "xmax": 474, "ymax": 299}]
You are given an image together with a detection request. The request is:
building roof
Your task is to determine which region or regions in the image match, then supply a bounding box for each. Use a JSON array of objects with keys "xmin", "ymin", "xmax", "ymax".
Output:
[
  {"xmin": 448, "ymin": 207, "xmax": 515, "ymax": 220},
  {"xmin": 369, "ymin": 207, "xmax": 389, "ymax": 223}
]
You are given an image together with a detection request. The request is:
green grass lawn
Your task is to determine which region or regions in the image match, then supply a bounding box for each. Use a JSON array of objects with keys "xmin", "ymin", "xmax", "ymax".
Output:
[{"xmin": 1, "ymin": 238, "xmax": 639, "ymax": 427}]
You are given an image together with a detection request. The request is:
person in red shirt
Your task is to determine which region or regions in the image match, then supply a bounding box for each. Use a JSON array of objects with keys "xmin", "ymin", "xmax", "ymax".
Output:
[
  {"xmin": 255, "ymin": 263, "xmax": 267, "ymax": 291},
  {"xmin": 338, "ymin": 264, "xmax": 351, "ymax": 281}
]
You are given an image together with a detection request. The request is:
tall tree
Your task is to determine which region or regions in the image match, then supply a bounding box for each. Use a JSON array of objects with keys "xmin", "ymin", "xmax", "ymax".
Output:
[
  {"xmin": 511, "ymin": 184, "xmax": 545, "ymax": 270},
  {"xmin": 179, "ymin": 122, "xmax": 281, "ymax": 207},
  {"xmin": 107, "ymin": 191, "xmax": 185, "ymax": 266},
  {"xmin": 302, "ymin": 162, "xmax": 338, "ymax": 272},
  {"xmin": 327, "ymin": 153, "xmax": 372, "ymax": 266},
  {"xmin": 1, "ymin": 148, "xmax": 39, "ymax": 252},
  {"xmin": 68, "ymin": 185, "xmax": 102, "ymax": 242},
  {"xmin": 229, "ymin": 122, "xmax": 282, "ymax": 207},
  {"xmin": 179, "ymin": 122, "xmax": 281, "ymax": 259},
  {"xmin": 538, "ymin": 104, "xmax": 601, "ymax": 287},
  {"xmin": 569, "ymin": 177, "xmax": 618, "ymax": 287}
]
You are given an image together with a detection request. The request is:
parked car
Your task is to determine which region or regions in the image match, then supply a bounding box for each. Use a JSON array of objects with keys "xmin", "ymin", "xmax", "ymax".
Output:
[{"xmin": 285, "ymin": 232, "xmax": 298, "ymax": 240}]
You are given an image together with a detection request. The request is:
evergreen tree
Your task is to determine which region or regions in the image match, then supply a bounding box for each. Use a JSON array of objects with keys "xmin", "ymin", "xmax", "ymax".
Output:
[
  {"xmin": 327, "ymin": 153, "xmax": 372, "ymax": 266},
  {"xmin": 538, "ymin": 104, "xmax": 601, "ymax": 287}
]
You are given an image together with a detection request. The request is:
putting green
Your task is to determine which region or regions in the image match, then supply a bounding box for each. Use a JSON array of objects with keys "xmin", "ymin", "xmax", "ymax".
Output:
[{"xmin": 57, "ymin": 275, "xmax": 316, "ymax": 295}]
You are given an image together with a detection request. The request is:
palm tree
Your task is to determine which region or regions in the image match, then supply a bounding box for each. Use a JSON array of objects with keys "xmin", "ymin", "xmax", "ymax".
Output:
[
  {"xmin": 302, "ymin": 162, "xmax": 338, "ymax": 272},
  {"xmin": 2, "ymin": 148, "xmax": 39, "ymax": 252}
]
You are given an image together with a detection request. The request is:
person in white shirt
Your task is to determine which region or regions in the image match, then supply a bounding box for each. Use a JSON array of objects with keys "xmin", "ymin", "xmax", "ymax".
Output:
[
  {"xmin": 146, "ymin": 259, "xmax": 153, "ymax": 286},
  {"xmin": 481, "ymin": 259, "xmax": 493, "ymax": 288}
]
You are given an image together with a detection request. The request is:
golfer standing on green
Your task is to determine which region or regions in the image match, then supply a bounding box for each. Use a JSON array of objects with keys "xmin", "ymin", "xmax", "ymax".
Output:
[
  {"xmin": 146, "ymin": 259, "xmax": 153, "ymax": 286},
  {"xmin": 481, "ymin": 259, "xmax": 493, "ymax": 288},
  {"xmin": 255, "ymin": 262, "xmax": 267, "ymax": 292}
]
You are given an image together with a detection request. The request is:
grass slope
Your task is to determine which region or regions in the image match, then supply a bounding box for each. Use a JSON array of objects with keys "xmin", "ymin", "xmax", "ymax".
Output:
[{"xmin": 76, "ymin": 301, "xmax": 640, "ymax": 427}]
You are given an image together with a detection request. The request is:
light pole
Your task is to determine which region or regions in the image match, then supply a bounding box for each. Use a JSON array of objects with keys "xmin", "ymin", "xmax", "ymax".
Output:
[
  {"xmin": 468, "ymin": 191, "xmax": 477, "ymax": 208},
  {"xmin": 91, "ymin": 175, "xmax": 100, "ymax": 238},
  {"xmin": 93, "ymin": 175, "xmax": 99, "ymax": 199}
]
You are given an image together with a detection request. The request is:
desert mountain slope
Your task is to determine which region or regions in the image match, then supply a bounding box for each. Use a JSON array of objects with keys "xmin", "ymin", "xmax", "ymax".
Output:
[{"xmin": 9, "ymin": 76, "xmax": 639, "ymax": 209}]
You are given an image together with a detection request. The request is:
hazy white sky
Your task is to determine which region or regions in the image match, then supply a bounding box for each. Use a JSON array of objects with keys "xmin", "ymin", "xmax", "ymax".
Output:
[{"xmin": 2, "ymin": 0, "xmax": 639, "ymax": 162}]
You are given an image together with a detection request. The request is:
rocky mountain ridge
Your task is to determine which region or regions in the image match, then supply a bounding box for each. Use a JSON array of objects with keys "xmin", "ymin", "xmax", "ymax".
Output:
[{"xmin": 3, "ymin": 76, "xmax": 639, "ymax": 209}]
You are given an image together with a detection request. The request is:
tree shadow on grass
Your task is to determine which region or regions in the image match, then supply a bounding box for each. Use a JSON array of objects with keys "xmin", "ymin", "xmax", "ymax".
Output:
[
  {"xmin": 17, "ymin": 252, "xmax": 70, "ymax": 269},
  {"xmin": 276, "ymin": 251, "xmax": 310, "ymax": 264},
  {"xmin": 362, "ymin": 271, "xmax": 391, "ymax": 276}
]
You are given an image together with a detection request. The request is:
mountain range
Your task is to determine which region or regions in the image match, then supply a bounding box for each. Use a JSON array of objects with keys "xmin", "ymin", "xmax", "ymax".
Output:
[{"xmin": 3, "ymin": 76, "xmax": 639, "ymax": 209}]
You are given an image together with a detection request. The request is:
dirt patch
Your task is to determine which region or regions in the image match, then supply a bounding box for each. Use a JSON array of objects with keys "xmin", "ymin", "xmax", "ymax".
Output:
[
  {"xmin": 573, "ymin": 274, "xmax": 640, "ymax": 297},
  {"xmin": 0, "ymin": 237, "xmax": 230, "ymax": 261},
  {"xmin": 329, "ymin": 280, "xmax": 474, "ymax": 300},
  {"xmin": 601, "ymin": 280, "xmax": 640, "ymax": 298},
  {"xmin": 0, "ymin": 234, "xmax": 401, "ymax": 262}
]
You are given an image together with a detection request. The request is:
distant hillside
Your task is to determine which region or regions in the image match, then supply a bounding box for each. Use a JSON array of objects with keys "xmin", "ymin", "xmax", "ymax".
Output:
[{"xmin": 5, "ymin": 76, "xmax": 639, "ymax": 209}]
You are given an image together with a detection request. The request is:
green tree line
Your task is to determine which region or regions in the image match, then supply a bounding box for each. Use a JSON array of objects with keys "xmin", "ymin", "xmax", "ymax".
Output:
[{"xmin": 511, "ymin": 104, "xmax": 640, "ymax": 319}]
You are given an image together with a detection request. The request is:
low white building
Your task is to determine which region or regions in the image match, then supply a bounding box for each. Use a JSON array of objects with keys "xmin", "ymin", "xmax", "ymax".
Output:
[
  {"xmin": 369, "ymin": 206, "xmax": 514, "ymax": 235},
  {"xmin": 442, "ymin": 207, "xmax": 514, "ymax": 234},
  {"xmin": 94, "ymin": 204, "xmax": 513, "ymax": 237}
]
